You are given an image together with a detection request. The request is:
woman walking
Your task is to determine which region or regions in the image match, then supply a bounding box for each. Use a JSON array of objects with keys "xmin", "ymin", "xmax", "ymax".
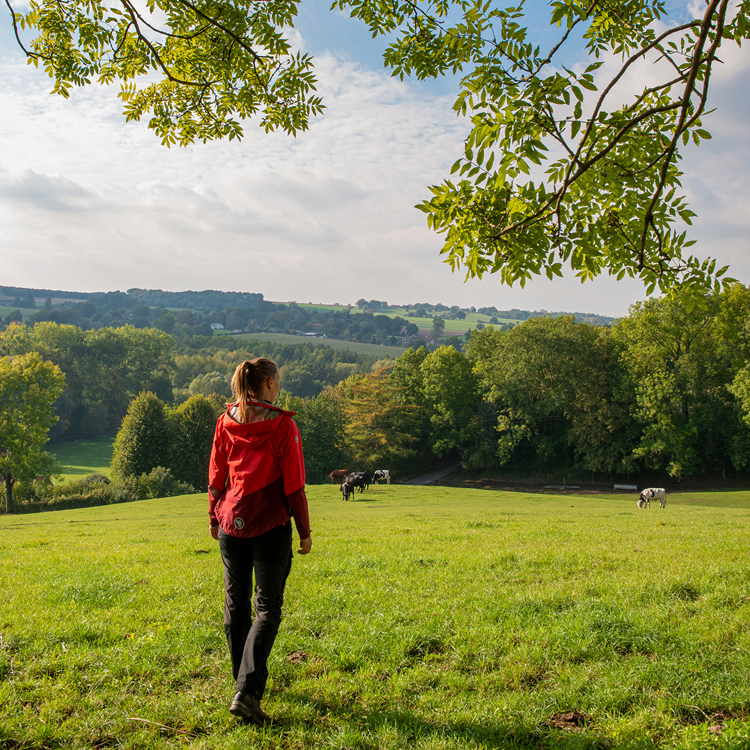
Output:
[{"xmin": 208, "ymin": 357, "xmax": 312, "ymax": 723}]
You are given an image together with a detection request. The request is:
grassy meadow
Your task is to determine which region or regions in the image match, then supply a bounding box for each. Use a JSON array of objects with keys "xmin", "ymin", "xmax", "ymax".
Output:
[
  {"xmin": 50, "ymin": 438, "xmax": 115, "ymax": 482},
  {"xmin": 2, "ymin": 486, "xmax": 750, "ymax": 749},
  {"xmin": 279, "ymin": 302, "xmax": 516, "ymax": 332},
  {"xmin": 0, "ymin": 305, "xmax": 38, "ymax": 322}
]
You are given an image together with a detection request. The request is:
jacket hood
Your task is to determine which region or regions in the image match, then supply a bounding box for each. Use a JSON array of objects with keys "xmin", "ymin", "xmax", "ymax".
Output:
[{"xmin": 220, "ymin": 404, "xmax": 296, "ymax": 450}]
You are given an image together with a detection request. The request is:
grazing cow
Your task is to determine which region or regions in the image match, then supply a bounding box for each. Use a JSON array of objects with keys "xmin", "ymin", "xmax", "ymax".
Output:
[
  {"xmin": 638, "ymin": 487, "xmax": 666, "ymax": 509},
  {"xmin": 344, "ymin": 471, "xmax": 372, "ymax": 493},
  {"xmin": 340, "ymin": 479, "xmax": 356, "ymax": 501},
  {"xmin": 329, "ymin": 469, "xmax": 349, "ymax": 484},
  {"xmin": 372, "ymin": 469, "xmax": 390, "ymax": 484}
]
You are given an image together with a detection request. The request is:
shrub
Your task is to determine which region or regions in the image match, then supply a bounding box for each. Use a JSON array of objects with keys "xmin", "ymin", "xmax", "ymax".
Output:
[
  {"xmin": 134, "ymin": 466, "xmax": 195, "ymax": 499},
  {"xmin": 14, "ymin": 468, "xmax": 195, "ymax": 513}
]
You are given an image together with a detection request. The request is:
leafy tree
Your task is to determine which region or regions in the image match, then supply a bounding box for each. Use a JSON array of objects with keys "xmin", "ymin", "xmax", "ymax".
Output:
[
  {"xmin": 292, "ymin": 390, "xmax": 349, "ymax": 483},
  {"xmin": 7, "ymin": 0, "xmax": 323, "ymax": 145},
  {"xmin": 340, "ymin": 369, "xmax": 418, "ymax": 469},
  {"xmin": 111, "ymin": 391, "xmax": 171, "ymax": 479},
  {"xmin": 168, "ymin": 394, "xmax": 218, "ymax": 490},
  {"xmin": 388, "ymin": 346, "xmax": 430, "ymax": 450},
  {"xmin": 189, "ymin": 371, "xmax": 231, "ymax": 398},
  {"xmin": 612, "ymin": 290, "xmax": 750, "ymax": 476},
  {"xmin": 336, "ymin": 0, "xmax": 740, "ymax": 297},
  {"xmin": 466, "ymin": 316, "xmax": 619, "ymax": 471},
  {"xmin": 432, "ymin": 316, "xmax": 446, "ymax": 336},
  {"xmin": 0, "ymin": 353, "xmax": 65, "ymax": 513},
  {"xmin": 420, "ymin": 345, "xmax": 477, "ymax": 457}
]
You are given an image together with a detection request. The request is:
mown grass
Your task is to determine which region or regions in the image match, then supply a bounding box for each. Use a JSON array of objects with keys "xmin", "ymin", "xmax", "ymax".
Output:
[
  {"xmin": 2, "ymin": 486, "xmax": 750, "ymax": 749},
  {"xmin": 50, "ymin": 438, "xmax": 115, "ymax": 482}
]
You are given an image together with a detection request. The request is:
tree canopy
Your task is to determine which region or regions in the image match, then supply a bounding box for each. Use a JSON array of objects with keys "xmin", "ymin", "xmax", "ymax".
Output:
[
  {"xmin": 7, "ymin": 0, "xmax": 746, "ymax": 294},
  {"xmin": 0, "ymin": 352, "xmax": 65, "ymax": 513}
]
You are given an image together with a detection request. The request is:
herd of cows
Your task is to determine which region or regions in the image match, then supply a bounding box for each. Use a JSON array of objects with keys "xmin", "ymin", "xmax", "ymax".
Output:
[
  {"xmin": 329, "ymin": 469, "xmax": 390, "ymax": 501},
  {"xmin": 327, "ymin": 471, "xmax": 667, "ymax": 508}
]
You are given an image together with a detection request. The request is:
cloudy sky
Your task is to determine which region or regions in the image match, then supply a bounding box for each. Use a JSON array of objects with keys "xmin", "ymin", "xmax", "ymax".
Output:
[{"xmin": 0, "ymin": 0, "xmax": 748, "ymax": 316}]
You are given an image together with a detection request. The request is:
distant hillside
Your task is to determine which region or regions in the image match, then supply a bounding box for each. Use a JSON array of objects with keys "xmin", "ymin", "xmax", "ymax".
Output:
[
  {"xmin": 1, "ymin": 286, "xmax": 616, "ymax": 347},
  {"xmin": 1, "ymin": 286, "xmax": 89, "ymax": 301}
]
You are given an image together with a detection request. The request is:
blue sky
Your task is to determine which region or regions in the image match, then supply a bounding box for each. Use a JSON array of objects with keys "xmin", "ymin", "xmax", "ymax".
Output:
[{"xmin": 0, "ymin": 0, "xmax": 748, "ymax": 316}]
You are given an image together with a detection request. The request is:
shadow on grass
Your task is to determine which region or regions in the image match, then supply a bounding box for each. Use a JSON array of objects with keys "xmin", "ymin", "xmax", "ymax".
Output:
[{"xmin": 279, "ymin": 690, "xmax": 613, "ymax": 749}]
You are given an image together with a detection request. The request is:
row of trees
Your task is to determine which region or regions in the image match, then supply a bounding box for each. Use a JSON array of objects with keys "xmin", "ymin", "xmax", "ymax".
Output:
[
  {"xmin": 0, "ymin": 322, "xmax": 393, "ymax": 441},
  {"xmin": 13, "ymin": 295, "xmax": 422, "ymax": 345},
  {"xmin": 282, "ymin": 286, "xmax": 750, "ymax": 481},
  {"xmin": 0, "ymin": 323, "xmax": 174, "ymax": 439},
  {"xmin": 5, "ymin": 286, "xmax": 750, "ymax": 512},
  {"xmin": 111, "ymin": 392, "xmax": 224, "ymax": 490}
]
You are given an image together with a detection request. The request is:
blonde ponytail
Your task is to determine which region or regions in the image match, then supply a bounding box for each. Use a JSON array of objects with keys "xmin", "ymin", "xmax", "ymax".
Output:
[{"xmin": 231, "ymin": 358, "xmax": 279, "ymax": 423}]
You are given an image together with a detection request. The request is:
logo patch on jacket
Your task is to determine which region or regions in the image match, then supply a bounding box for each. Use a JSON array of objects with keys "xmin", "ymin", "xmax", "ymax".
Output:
[{"xmin": 234, "ymin": 517, "xmax": 245, "ymax": 530}]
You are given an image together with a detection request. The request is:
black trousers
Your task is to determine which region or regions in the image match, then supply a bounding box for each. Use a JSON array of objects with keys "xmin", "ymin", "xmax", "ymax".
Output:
[{"xmin": 218, "ymin": 522, "xmax": 293, "ymax": 698}]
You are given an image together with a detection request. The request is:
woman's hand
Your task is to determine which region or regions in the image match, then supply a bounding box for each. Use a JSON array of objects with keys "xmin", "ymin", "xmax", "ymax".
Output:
[
  {"xmin": 298, "ymin": 536, "xmax": 312, "ymax": 555},
  {"xmin": 210, "ymin": 524, "xmax": 220, "ymax": 540}
]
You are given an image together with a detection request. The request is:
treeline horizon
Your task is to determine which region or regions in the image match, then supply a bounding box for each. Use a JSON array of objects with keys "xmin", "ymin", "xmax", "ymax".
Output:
[
  {"xmin": 4, "ymin": 285, "xmax": 750, "ymax": 488},
  {"xmin": 0, "ymin": 323, "xmax": 394, "ymax": 441},
  {"xmin": 288, "ymin": 285, "xmax": 750, "ymax": 483}
]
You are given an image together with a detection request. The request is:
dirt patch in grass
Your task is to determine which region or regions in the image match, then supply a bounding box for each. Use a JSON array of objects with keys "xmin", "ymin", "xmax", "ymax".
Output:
[
  {"xmin": 547, "ymin": 711, "xmax": 591, "ymax": 730},
  {"xmin": 287, "ymin": 649, "xmax": 309, "ymax": 664}
]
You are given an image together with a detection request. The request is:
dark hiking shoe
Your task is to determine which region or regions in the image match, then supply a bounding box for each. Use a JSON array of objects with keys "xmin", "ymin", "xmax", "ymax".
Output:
[{"xmin": 229, "ymin": 692, "xmax": 270, "ymax": 723}]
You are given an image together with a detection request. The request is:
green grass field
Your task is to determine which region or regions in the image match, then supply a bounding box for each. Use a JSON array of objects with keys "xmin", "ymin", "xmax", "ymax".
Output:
[
  {"xmin": 0, "ymin": 304, "xmax": 38, "ymax": 322},
  {"xmin": 276, "ymin": 302, "xmax": 517, "ymax": 330},
  {"xmin": 2, "ymin": 486, "xmax": 750, "ymax": 748},
  {"xmin": 50, "ymin": 438, "xmax": 115, "ymax": 482},
  {"xmin": 231, "ymin": 332, "xmax": 406, "ymax": 356}
]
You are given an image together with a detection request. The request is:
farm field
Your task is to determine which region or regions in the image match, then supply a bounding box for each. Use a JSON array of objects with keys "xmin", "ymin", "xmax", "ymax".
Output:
[
  {"xmin": 386, "ymin": 309, "xmax": 517, "ymax": 329},
  {"xmin": 231, "ymin": 332, "xmax": 406, "ymax": 356},
  {"xmin": 277, "ymin": 301, "xmax": 517, "ymax": 329},
  {"xmin": 50, "ymin": 437, "xmax": 115, "ymax": 482},
  {"xmin": 0, "ymin": 304, "xmax": 38, "ymax": 321},
  {"xmin": 2, "ymin": 486, "xmax": 750, "ymax": 748}
]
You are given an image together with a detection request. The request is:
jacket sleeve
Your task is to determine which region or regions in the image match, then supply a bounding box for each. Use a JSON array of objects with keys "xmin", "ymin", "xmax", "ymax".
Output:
[
  {"xmin": 279, "ymin": 417, "xmax": 309, "ymax": 537},
  {"xmin": 279, "ymin": 417, "xmax": 306, "ymax": 495},
  {"xmin": 286, "ymin": 487, "xmax": 311, "ymax": 540},
  {"xmin": 208, "ymin": 418, "xmax": 228, "ymax": 524}
]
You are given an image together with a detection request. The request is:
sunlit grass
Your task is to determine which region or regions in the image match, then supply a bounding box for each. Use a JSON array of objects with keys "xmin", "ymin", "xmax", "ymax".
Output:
[
  {"xmin": 49, "ymin": 437, "xmax": 115, "ymax": 482},
  {"xmin": 2, "ymin": 486, "xmax": 750, "ymax": 748}
]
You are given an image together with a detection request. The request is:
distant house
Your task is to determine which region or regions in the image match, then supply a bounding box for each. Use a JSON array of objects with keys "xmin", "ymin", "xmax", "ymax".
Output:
[{"xmin": 210, "ymin": 323, "xmax": 224, "ymax": 330}]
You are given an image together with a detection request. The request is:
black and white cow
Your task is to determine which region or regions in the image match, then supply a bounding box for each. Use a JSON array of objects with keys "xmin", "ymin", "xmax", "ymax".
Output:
[
  {"xmin": 372, "ymin": 469, "xmax": 390, "ymax": 484},
  {"xmin": 638, "ymin": 487, "xmax": 666, "ymax": 509}
]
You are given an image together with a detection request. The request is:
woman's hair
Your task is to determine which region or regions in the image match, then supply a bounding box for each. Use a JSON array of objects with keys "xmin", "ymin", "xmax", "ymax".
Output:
[{"xmin": 231, "ymin": 358, "xmax": 279, "ymax": 424}]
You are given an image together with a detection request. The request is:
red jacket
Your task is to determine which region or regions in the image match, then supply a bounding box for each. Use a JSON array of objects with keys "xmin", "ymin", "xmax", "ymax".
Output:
[{"xmin": 208, "ymin": 403, "xmax": 310, "ymax": 539}]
